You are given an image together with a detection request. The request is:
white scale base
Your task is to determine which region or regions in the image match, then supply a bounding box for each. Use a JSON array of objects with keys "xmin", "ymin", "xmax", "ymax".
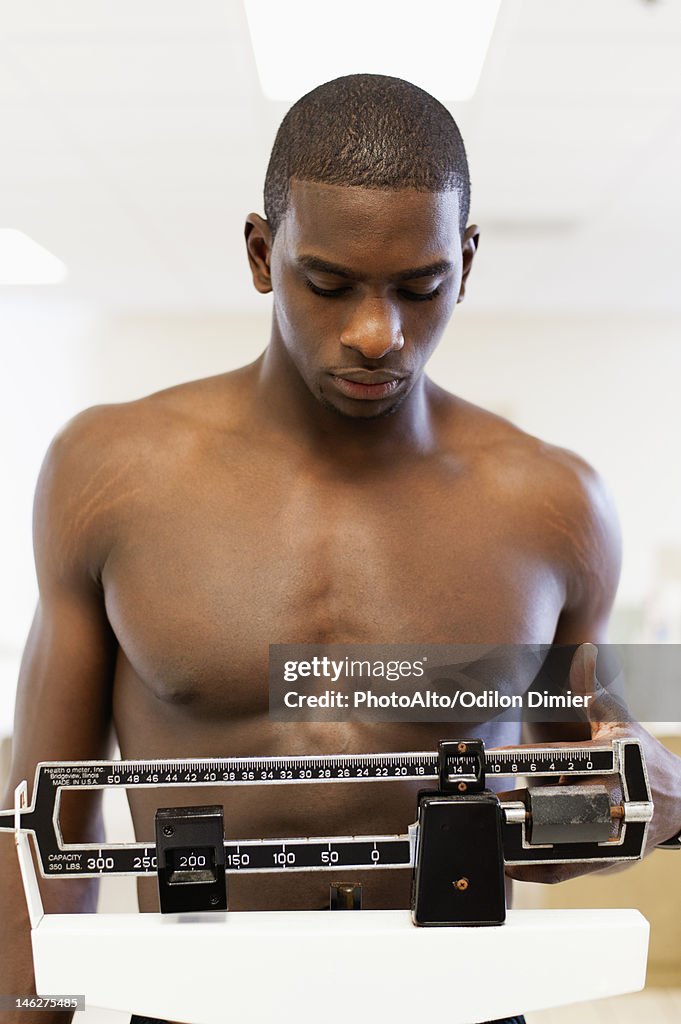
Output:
[
  {"xmin": 32, "ymin": 907, "xmax": 649, "ymax": 1024},
  {"xmin": 14, "ymin": 794, "xmax": 650, "ymax": 1023}
]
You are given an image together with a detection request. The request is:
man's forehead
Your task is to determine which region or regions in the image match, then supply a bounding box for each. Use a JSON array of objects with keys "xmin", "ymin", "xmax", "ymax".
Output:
[{"xmin": 281, "ymin": 178, "xmax": 463, "ymax": 267}]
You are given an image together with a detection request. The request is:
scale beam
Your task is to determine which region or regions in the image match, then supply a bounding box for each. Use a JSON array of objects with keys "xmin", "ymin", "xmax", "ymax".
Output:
[{"xmin": 0, "ymin": 739, "xmax": 658, "ymax": 881}]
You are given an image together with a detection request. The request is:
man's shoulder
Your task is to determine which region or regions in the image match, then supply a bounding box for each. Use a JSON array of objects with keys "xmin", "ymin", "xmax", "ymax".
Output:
[
  {"xmin": 442, "ymin": 395, "xmax": 606, "ymax": 503},
  {"xmin": 438, "ymin": 396, "xmax": 621, "ymax": 616},
  {"xmin": 439, "ymin": 396, "xmax": 619, "ymax": 566},
  {"xmin": 52, "ymin": 370, "xmax": 249, "ymax": 465},
  {"xmin": 36, "ymin": 372, "xmax": 249, "ymax": 562}
]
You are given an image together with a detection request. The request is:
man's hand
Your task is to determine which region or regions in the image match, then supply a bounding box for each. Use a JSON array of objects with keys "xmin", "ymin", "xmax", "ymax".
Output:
[{"xmin": 501, "ymin": 643, "xmax": 681, "ymax": 884}]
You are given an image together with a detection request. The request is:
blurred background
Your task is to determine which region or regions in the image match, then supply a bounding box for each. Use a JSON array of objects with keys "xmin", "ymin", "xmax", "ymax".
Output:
[{"xmin": 1, "ymin": 1, "xmax": 680, "ymax": 1019}]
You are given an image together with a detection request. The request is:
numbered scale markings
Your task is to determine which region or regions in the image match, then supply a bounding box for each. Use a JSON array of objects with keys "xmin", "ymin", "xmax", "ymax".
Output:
[
  {"xmin": 93, "ymin": 748, "xmax": 612, "ymax": 786},
  {"xmin": 79, "ymin": 836, "xmax": 412, "ymax": 878}
]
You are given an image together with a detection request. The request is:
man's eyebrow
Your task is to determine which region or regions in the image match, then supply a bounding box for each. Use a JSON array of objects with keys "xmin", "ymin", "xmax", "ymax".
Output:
[{"xmin": 295, "ymin": 254, "xmax": 454, "ymax": 282}]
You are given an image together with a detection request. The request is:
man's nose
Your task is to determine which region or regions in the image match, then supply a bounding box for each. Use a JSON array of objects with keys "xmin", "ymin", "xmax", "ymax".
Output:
[{"xmin": 340, "ymin": 298, "xmax": 405, "ymax": 360}]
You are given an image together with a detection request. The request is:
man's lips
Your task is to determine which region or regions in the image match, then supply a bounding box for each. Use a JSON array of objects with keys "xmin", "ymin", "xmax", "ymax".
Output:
[
  {"xmin": 333, "ymin": 369, "xmax": 407, "ymax": 384},
  {"xmin": 328, "ymin": 369, "xmax": 408, "ymax": 401}
]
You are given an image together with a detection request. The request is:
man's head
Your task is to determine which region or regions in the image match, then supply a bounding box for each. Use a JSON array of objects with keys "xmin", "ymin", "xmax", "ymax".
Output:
[
  {"xmin": 263, "ymin": 73, "xmax": 471, "ymax": 242},
  {"xmin": 246, "ymin": 74, "xmax": 479, "ymax": 420}
]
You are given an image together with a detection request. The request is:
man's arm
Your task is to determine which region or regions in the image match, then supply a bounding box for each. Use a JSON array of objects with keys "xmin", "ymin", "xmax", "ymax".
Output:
[
  {"xmin": 523, "ymin": 449, "xmax": 622, "ymax": 746},
  {"xmin": 513, "ymin": 453, "xmax": 681, "ymax": 881},
  {"xmin": 0, "ymin": 412, "xmax": 118, "ymax": 1023}
]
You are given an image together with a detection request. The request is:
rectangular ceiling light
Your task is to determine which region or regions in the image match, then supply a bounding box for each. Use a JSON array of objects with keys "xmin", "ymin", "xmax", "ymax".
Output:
[
  {"xmin": 244, "ymin": 0, "xmax": 501, "ymax": 102},
  {"xmin": 0, "ymin": 229, "xmax": 67, "ymax": 285}
]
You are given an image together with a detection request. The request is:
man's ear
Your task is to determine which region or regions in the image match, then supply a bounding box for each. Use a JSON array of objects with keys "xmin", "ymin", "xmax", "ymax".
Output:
[
  {"xmin": 456, "ymin": 224, "xmax": 480, "ymax": 304},
  {"xmin": 244, "ymin": 213, "xmax": 273, "ymax": 294}
]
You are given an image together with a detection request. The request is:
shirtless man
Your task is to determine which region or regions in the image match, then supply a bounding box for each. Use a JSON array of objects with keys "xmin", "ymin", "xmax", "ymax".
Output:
[{"xmin": 2, "ymin": 74, "xmax": 680, "ymax": 1024}]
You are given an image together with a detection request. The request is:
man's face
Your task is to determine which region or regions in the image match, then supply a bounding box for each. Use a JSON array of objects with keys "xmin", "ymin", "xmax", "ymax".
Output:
[{"xmin": 259, "ymin": 179, "xmax": 474, "ymax": 419}]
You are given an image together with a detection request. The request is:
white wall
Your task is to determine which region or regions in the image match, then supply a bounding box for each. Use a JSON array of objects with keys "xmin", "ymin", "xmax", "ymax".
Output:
[{"xmin": 1, "ymin": 302, "xmax": 680, "ymax": 730}]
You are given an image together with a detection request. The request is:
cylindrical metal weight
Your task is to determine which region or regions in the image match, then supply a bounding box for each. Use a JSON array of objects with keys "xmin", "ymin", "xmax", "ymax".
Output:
[{"xmin": 527, "ymin": 785, "xmax": 612, "ymax": 845}]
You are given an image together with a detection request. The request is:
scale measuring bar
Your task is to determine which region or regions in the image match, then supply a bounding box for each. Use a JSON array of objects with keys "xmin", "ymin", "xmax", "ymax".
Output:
[{"xmin": 1, "ymin": 743, "xmax": 649, "ymax": 880}]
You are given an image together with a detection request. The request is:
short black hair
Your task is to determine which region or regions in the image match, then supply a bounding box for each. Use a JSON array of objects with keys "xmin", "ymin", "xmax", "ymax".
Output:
[{"xmin": 264, "ymin": 74, "xmax": 471, "ymax": 239}]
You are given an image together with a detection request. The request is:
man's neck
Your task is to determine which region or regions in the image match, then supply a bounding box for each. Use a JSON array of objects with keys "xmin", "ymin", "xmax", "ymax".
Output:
[{"xmin": 251, "ymin": 341, "xmax": 440, "ymax": 465}]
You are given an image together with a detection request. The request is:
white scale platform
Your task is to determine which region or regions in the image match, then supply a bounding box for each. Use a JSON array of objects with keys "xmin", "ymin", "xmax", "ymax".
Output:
[{"xmin": 31, "ymin": 907, "xmax": 649, "ymax": 1024}]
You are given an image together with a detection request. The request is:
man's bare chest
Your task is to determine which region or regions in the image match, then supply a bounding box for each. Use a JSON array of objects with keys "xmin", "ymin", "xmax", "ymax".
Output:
[{"xmin": 102, "ymin": 457, "xmax": 565, "ymax": 711}]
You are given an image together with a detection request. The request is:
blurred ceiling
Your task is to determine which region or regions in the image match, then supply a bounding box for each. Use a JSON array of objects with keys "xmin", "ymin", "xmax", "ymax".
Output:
[{"xmin": 0, "ymin": 0, "xmax": 680, "ymax": 314}]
